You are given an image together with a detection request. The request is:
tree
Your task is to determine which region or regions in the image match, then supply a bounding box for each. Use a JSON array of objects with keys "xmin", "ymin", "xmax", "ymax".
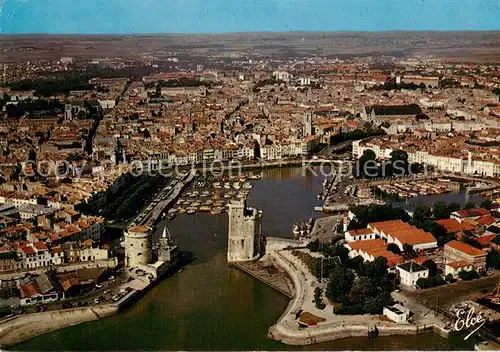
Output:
[
  {"xmin": 307, "ymin": 238, "xmax": 320, "ymax": 252},
  {"xmin": 345, "ymin": 256, "xmax": 366, "ymax": 276},
  {"xmin": 458, "ymin": 270, "xmax": 479, "ymax": 281},
  {"xmin": 428, "ymin": 275, "xmax": 445, "ymax": 287},
  {"xmin": 437, "ymin": 233, "xmax": 456, "ymax": 247},
  {"xmin": 416, "ymin": 277, "xmax": 429, "ymax": 289},
  {"xmin": 387, "ymin": 243, "xmax": 401, "ymax": 255},
  {"xmin": 480, "ymin": 199, "xmax": 493, "ymax": 210},
  {"xmin": 389, "ymin": 149, "xmax": 409, "ymax": 177},
  {"xmin": 448, "ymin": 202, "xmax": 461, "ymax": 213},
  {"xmin": 326, "ymin": 266, "xmax": 355, "ymax": 303},
  {"xmin": 464, "ymin": 200, "xmax": 476, "ymax": 210},
  {"xmin": 461, "ymin": 231, "xmax": 481, "ymax": 249},
  {"xmin": 358, "ymin": 149, "xmax": 377, "ymax": 178},
  {"xmin": 412, "ymin": 205, "xmax": 433, "ymax": 223},
  {"xmin": 486, "ymin": 250, "xmax": 500, "ymax": 269},
  {"xmin": 433, "ymin": 200, "xmax": 451, "ymax": 219},
  {"xmin": 445, "ymin": 273, "xmax": 455, "ymax": 283},
  {"xmin": 314, "ymin": 287, "xmax": 326, "ymax": 310},
  {"xmin": 348, "ymin": 276, "xmax": 373, "ymax": 305},
  {"xmin": 422, "ymin": 259, "xmax": 438, "ymax": 277},
  {"xmin": 402, "ymin": 244, "xmax": 418, "ymax": 260}
]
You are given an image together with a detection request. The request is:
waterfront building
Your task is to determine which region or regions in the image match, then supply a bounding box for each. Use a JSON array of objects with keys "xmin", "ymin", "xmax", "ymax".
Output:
[
  {"xmin": 227, "ymin": 199, "xmax": 263, "ymax": 262},
  {"xmin": 383, "ymin": 304, "xmax": 411, "ymax": 323}
]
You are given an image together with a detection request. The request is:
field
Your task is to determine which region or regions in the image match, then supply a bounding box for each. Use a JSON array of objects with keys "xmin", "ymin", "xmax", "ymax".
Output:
[{"xmin": 1, "ymin": 32, "xmax": 500, "ymax": 63}]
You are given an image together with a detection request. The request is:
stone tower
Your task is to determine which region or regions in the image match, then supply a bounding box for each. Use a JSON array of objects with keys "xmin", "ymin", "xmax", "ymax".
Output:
[
  {"xmin": 158, "ymin": 225, "xmax": 178, "ymax": 263},
  {"xmin": 124, "ymin": 225, "xmax": 152, "ymax": 267},
  {"xmin": 227, "ymin": 199, "xmax": 263, "ymax": 263},
  {"xmin": 303, "ymin": 112, "xmax": 313, "ymax": 136}
]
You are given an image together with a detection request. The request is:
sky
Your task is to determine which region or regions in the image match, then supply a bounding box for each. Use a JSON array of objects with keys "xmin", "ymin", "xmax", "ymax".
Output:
[{"xmin": 0, "ymin": 0, "xmax": 499, "ymax": 34}]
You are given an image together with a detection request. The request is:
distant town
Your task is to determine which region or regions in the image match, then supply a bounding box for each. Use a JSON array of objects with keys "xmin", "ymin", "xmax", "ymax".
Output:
[{"xmin": 0, "ymin": 33, "xmax": 500, "ymax": 350}]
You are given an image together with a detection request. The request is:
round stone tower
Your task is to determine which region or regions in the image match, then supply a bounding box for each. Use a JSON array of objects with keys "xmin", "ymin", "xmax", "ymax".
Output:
[{"xmin": 124, "ymin": 225, "xmax": 152, "ymax": 267}]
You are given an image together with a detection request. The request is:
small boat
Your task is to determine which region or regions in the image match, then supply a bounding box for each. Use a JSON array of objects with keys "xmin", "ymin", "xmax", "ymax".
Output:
[
  {"xmin": 242, "ymin": 182, "xmax": 252, "ymax": 189},
  {"xmin": 178, "ymin": 269, "xmax": 183, "ymax": 273},
  {"xmin": 187, "ymin": 209, "xmax": 195, "ymax": 215},
  {"xmin": 178, "ymin": 208, "xmax": 187, "ymax": 214}
]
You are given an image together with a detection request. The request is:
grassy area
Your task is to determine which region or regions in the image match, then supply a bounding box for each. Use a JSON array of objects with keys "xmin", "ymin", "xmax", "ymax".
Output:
[
  {"xmin": 299, "ymin": 311, "xmax": 326, "ymax": 325},
  {"xmin": 403, "ymin": 272, "xmax": 500, "ymax": 309}
]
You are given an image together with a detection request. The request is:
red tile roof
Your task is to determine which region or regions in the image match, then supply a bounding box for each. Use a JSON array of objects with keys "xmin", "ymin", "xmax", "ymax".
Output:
[
  {"xmin": 446, "ymin": 260, "xmax": 473, "ymax": 269},
  {"xmin": 478, "ymin": 216, "xmax": 496, "ymax": 226},
  {"xmin": 436, "ymin": 218, "xmax": 475, "ymax": 233},
  {"xmin": 455, "ymin": 208, "xmax": 490, "ymax": 218},
  {"xmin": 20, "ymin": 245, "xmax": 36, "ymax": 255},
  {"xmin": 34, "ymin": 242, "xmax": 48, "ymax": 251},
  {"xmin": 477, "ymin": 234, "xmax": 497, "ymax": 247},
  {"xmin": 445, "ymin": 240, "xmax": 486, "ymax": 257},
  {"xmin": 20, "ymin": 283, "xmax": 40, "ymax": 298},
  {"xmin": 347, "ymin": 228, "xmax": 374, "ymax": 236}
]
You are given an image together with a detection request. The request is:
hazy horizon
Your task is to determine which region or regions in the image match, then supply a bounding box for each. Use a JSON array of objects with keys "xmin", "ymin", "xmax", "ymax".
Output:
[{"xmin": 0, "ymin": 0, "xmax": 499, "ymax": 35}]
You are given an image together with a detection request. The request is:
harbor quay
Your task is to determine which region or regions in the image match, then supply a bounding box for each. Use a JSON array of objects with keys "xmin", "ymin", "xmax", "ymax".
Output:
[{"xmin": 0, "ymin": 268, "xmax": 156, "ymax": 348}]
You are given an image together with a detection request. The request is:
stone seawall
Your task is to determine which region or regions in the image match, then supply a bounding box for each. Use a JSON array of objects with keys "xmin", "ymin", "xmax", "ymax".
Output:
[
  {"xmin": 0, "ymin": 304, "xmax": 118, "ymax": 348},
  {"xmin": 267, "ymin": 249, "xmax": 449, "ymax": 346}
]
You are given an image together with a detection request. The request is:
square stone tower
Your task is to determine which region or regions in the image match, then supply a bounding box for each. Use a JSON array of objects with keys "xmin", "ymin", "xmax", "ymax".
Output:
[{"xmin": 227, "ymin": 199, "xmax": 263, "ymax": 262}]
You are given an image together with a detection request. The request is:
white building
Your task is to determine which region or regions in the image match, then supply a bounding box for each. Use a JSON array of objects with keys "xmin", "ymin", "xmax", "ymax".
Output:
[
  {"xmin": 383, "ymin": 304, "xmax": 410, "ymax": 324},
  {"xmin": 396, "ymin": 261, "xmax": 429, "ymax": 287},
  {"xmin": 445, "ymin": 260, "xmax": 474, "ymax": 278}
]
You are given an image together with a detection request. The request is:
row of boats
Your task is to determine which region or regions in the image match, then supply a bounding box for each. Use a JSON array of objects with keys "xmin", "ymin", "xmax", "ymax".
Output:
[
  {"xmin": 169, "ymin": 180, "xmax": 253, "ymax": 215},
  {"xmin": 377, "ymin": 180, "xmax": 455, "ymax": 199}
]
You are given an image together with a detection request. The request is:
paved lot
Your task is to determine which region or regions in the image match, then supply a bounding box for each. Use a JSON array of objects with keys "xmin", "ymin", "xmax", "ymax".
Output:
[{"xmin": 402, "ymin": 272, "xmax": 500, "ymax": 310}]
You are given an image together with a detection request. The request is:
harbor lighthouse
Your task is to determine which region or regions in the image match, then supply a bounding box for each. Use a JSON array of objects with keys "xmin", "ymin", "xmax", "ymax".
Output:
[{"xmin": 227, "ymin": 198, "xmax": 263, "ymax": 262}]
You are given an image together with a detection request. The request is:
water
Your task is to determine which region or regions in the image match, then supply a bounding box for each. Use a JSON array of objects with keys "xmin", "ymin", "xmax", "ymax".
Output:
[
  {"xmin": 15, "ymin": 167, "xmax": 474, "ymax": 351},
  {"xmin": 380, "ymin": 188, "xmax": 485, "ymax": 212}
]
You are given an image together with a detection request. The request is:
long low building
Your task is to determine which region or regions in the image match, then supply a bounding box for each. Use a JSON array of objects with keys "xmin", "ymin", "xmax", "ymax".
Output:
[
  {"xmin": 368, "ymin": 220, "xmax": 438, "ymax": 251},
  {"xmin": 345, "ymin": 238, "xmax": 403, "ymax": 267}
]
